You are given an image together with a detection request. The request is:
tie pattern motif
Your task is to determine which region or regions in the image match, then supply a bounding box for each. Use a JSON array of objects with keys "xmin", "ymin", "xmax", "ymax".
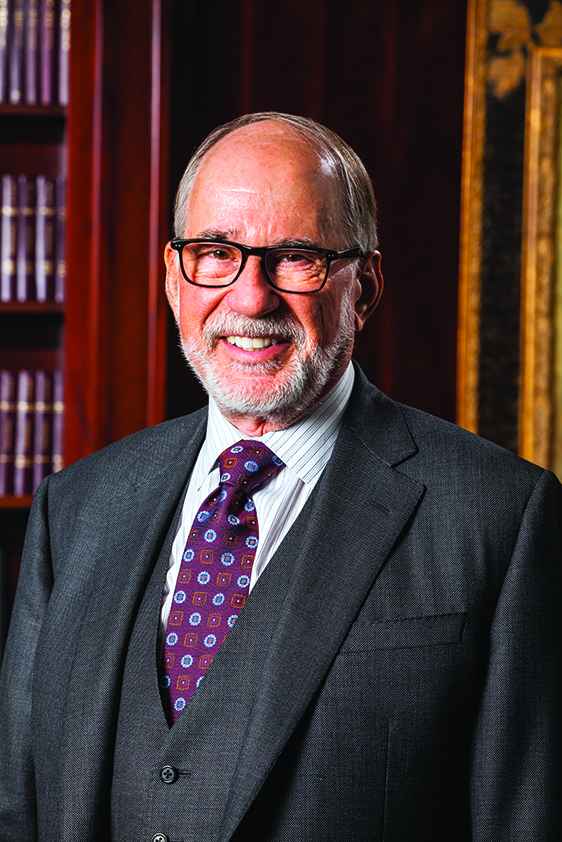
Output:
[{"xmin": 162, "ymin": 439, "xmax": 285, "ymax": 723}]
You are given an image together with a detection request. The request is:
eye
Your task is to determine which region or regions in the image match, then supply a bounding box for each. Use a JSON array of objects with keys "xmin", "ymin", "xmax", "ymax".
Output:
[
  {"xmin": 197, "ymin": 246, "xmax": 231, "ymax": 260},
  {"xmin": 275, "ymin": 250, "xmax": 316, "ymax": 266}
]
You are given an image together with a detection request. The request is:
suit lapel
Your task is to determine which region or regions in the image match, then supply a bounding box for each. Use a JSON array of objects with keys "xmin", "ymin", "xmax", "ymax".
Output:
[
  {"xmin": 57, "ymin": 413, "xmax": 207, "ymax": 840},
  {"xmin": 220, "ymin": 371, "xmax": 425, "ymax": 840}
]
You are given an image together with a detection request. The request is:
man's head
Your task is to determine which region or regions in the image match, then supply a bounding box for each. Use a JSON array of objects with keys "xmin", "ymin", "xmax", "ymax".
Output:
[{"xmin": 165, "ymin": 112, "xmax": 383, "ymax": 433}]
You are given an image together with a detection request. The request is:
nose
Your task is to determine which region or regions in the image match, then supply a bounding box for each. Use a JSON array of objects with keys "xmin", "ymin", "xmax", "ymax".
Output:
[{"xmin": 225, "ymin": 254, "xmax": 280, "ymax": 317}]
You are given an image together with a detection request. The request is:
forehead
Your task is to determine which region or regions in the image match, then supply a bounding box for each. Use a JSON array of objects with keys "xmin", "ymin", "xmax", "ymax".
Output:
[{"xmin": 184, "ymin": 123, "xmax": 339, "ymax": 240}]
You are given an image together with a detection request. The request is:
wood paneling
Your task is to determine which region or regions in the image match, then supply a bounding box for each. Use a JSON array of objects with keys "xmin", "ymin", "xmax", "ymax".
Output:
[{"xmin": 165, "ymin": 0, "xmax": 467, "ymax": 423}]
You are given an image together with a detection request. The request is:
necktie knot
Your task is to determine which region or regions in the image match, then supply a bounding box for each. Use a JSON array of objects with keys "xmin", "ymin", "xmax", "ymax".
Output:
[{"xmin": 218, "ymin": 440, "xmax": 285, "ymax": 496}]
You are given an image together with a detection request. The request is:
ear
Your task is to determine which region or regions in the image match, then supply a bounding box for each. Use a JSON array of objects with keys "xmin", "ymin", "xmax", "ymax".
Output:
[
  {"xmin": 164, "ymin": 241, "xmax": 181, "ymax": 321},
  {"xmin": 354, "ymin": 250, "xmax": 384, "ymax": 332}
]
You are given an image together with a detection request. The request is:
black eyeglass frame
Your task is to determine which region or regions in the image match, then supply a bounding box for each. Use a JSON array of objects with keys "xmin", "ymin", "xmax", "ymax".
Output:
[{"xmin": 170, "ymin": 237, "xmax": 365, "ymax": 294}]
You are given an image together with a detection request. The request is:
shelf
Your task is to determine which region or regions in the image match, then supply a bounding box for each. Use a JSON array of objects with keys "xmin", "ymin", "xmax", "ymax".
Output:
[
  {"xmin": 0, "ymin": 496, "xmax": 33, "ymax": 509},
  {"xmin": 0, "ymin": 104, "xmax": 66, "ymax": 119},
  {"xmin": 0, "ymin": 302, "xmax": 65, "ymax": 315}
]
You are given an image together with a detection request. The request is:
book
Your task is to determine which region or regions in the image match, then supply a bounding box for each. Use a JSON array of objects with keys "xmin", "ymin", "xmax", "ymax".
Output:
[
  {"xmin": 13, "ymin": 369, "xmax": 34, "ymax": 495},
  {"xmin": 54, "ymin": 176, "xmax": 65, "ymax": 301},
  {"xmin": 52, "ymin": 368, "xmax": 62, "ymax": 473},
  {"xmin": 0, "ymin": 370, "xmax": 16, "ymax": 495},
  {"xmin": 9, "ymin": 0, "xmax": 24, "ymax": 104},
  {"xmin": 16, "ymin": 174, "xmax": 36, "ymax": 302},
  {"xmin": 39, "ymin": 0, "xmax": 54, "ymax": 105},
  {"xmin": 32, "ymin": 369, "xmax": 52, "ymax": 489},
  {"xmin": 25, "ymin": 0, "xmax": 39, "ymax": 103},
  {"xmin": 0, "ymin": 0, "xmax": 8, "ymax": 102},
  {"xmin": 1, "ymin": 175, "xmax": 16, "ymax": 302},
  {"xmin": 58, "ymin": 0, "xmax": 69, "ymax": 105},
  {"xmin": 35, "ymin": 175, "xmax": 55, "ymax": 301}
]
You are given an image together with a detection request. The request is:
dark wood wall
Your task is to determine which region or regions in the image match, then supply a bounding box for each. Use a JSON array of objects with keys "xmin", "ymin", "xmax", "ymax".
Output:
[{"xmin": 165, "ymin": 0, "xmax": 467, "ymax": 423}]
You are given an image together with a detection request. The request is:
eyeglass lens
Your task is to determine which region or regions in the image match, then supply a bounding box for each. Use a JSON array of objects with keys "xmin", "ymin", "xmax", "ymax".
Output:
[{"xmin": 180, "ymin": 242, "xmax": 327, "ymax": 291}]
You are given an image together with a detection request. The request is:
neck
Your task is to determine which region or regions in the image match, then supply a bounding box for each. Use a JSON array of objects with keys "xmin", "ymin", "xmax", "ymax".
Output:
[{"xmin": 218, "ymin": 364, "xmax": 351, "ymax": 436}]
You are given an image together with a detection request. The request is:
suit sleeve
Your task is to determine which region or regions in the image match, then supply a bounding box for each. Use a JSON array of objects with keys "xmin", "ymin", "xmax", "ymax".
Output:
[
  {"xmin": 0, "ymin": 478, "xmax": 53, "ymax": 841},
  {"xmin": 471, "ymin": 469, "xmax": 561, "ymax": 841}
]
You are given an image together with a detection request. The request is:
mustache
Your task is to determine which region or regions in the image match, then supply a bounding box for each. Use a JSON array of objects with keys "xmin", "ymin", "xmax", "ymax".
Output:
[{"xmin": 202, "ymin": 313, "xmax": 305, "ymax": 345}]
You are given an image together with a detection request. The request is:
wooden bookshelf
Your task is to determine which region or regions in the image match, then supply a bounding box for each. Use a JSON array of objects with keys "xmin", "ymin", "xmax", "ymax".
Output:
[
  {"xmin": 0, "ymin": 496, "xmax": 33, "ymax": 509},
  {"xmin": 0, "ymin": 105, "xmax": 66, "ymax": 119},
  {"xmin": 0, "ymin": 302, "xmax": 65, "ymax": 314},
  {"xmin": 1, "ymin": 0, "xmax": 170, "ymax": 631}
]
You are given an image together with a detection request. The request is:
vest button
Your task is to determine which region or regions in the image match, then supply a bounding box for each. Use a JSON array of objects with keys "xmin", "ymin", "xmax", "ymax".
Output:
[
  {"xmin": 160, "ymin": 765, "xmax": 178, "ymax": 784},
  {"xmin": 152, "ymin": 835, "xmax": 169, "ymax": 842}
]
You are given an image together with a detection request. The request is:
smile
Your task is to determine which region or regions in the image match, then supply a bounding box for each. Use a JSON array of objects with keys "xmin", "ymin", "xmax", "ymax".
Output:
[{"xmin": 225, "ymin": 336, "xmax": 283, "ymax": 350}]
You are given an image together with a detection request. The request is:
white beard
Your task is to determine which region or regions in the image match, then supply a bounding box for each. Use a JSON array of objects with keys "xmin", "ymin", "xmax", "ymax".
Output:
[{"xmin": 179, "ymin": 285, "xmax": 356, "ymax": 426}]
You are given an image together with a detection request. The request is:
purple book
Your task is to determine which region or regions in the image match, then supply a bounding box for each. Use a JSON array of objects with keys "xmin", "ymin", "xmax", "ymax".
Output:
[
  {"xmin": 39, "ymin": 0, "xmax": 54, "ymax": 105},
  {"xmin": 16, "ymin": 174, "xmax": 36, "ymax": 302},
  {"xmin": 58, "ymin": 0, "xmax": 69, "ymax": 105},
  {"xmin": 0, "ymin": 0, "xmax": 8, "ymax": 103},
  {"xmin": 32, "ymin": 369, "xmax": 52, "ymax": 490},
  {"xmin": 35, "ymin": 175, "xmax": 55, "ymax": 301},
  {"xmin": 24, "ymin": 0, "xmax": 39, "ymax": 103},
  {"xmin": 8, "ymin": 0, "xmax": 24, "ymax": 103},
  {"xmin": 0, "ymin": 370, "xmax": 16, "ymax": 495},
  {"xmin": 14, "ymin": 369, "xmax": 34, "ymax": 496},
  {"xmin": 54, "ymin": 176, "xmax": 65, "ymax": 301},
  {"xmin": 51, "ymin": 368, "xmax": 63, "ymax": 473},
  {"xmin": 1, "ymin": 175, "xmax": 16, "ymax": 303}
]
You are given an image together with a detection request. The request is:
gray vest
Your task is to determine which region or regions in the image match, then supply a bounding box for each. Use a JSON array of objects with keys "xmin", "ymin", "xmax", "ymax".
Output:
[{"xmin": 110, "ymin": 487, "xmax": 300, "ymax": 842}]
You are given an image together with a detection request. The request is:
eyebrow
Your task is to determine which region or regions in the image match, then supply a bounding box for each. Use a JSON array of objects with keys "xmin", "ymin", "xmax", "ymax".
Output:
[{"xmin": 193, "ymin": 230, "xmax": 323, "ymax": 249}]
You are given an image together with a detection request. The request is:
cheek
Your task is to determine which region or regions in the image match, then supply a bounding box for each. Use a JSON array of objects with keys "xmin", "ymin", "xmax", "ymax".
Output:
[
  {"xmin": 177, "ymin": 287, "xmax": 223, "ymax": 339},
  {"xmin": 303, "ymin": 293, "xmax": 345, "ymax": 345}
]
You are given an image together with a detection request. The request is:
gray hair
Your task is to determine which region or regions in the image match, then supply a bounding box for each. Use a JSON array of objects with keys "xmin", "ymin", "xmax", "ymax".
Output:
[{"xmin": 173, "ymin": 111, "xmax": 379, "ymax": 251}]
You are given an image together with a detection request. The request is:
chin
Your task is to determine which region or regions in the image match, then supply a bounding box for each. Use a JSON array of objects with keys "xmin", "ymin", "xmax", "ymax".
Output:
[{"xmin": 181, "ymin": 339, "xmax": 351, "ymax": 425}]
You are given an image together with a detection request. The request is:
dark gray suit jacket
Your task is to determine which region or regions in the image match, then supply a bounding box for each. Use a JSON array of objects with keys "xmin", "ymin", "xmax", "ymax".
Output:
[{"xmin": 1, "ymin": 369, "xmax": 560, "ymax": 841}]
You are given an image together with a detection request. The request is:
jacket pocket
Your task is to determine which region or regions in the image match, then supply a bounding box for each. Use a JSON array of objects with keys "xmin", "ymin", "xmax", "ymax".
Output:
[{"xmin": 339, "ymin": 611, "xmax": 466, "ymax": 652}]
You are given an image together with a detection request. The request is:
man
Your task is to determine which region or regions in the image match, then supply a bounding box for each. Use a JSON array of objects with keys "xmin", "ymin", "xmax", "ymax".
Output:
[{"xmin": 0, "ymin": 112, "xmax": 559, "ymax": 842}]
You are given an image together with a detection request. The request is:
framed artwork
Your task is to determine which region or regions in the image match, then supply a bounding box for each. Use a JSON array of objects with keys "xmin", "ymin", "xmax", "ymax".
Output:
[{"xmin": 458, "ymin": 0, "xmax": 562, "ymax": 478}]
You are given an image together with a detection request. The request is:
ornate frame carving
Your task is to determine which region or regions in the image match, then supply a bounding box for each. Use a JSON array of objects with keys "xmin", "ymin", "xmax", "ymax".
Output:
[
  {"xmin": 458, "ymin": 0, "xmax": 562, "ymax": 476},
  {"xmin": 520, "ymin": 46, "xmax": 562, "ymax": 473}
]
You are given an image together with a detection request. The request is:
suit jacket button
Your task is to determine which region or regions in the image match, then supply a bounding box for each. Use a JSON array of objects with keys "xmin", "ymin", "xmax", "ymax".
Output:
[
  {"xmin": 152, "ymin": 835, "xmax": 169, "ymax": 842},
  {"xmin": 160, "ymin": 765, "xmax": 178, "ymax": 784}
]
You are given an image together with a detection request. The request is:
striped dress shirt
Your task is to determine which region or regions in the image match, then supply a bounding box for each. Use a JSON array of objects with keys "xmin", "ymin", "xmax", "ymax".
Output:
[{"xmin": 160, "ymin": 362, "xmax": 355, "ymax": 629}]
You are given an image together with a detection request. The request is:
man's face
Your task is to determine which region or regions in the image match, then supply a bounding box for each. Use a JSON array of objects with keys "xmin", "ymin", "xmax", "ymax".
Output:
[{"xmin": 165, "ymin": 123, "xmax": 381, "ymax": 429}]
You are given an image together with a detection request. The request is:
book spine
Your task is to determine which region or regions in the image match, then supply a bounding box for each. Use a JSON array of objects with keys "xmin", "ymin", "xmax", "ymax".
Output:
[
  {"xmin": 1, "ymin": 175, "xmax": 16, "ymax": 303},
  {"xmin": 0, "ymin": 370, "xmax": 16, "ymax": 495},
  {"xmin": 14, "ymin": 369, "xmax": 34, "ymax": 496},
  {"xmin": 58, "ymin": 0, "xmax": 69, "ymax": 105},
  {"xmin": 39, "ymin": 0, "xmax": 54, "ymax": 105},
  {"xmin": 52, "ymin": 368, "xmax": 62, "ymax": 473},
  {"xmin": 0, "ymin": 0, "xmax": 8, "ymax": 103},
  {"xmin": 16, "ymin": 175, "xmax": 36, "ymax": 302},
  {"xmin": 35, "ymin": 175, "xmax": 55, "ymax": 301},
  {"xmin": 54, "ymin": 175, "xmax": 64, "ymax": 301},
  {"xmin": 25, "ymin": 0, "xmax": 38, "ymax": 103},
  {"xmin": 32, "ymin": 369, "xmax": 52, "ymax": 490},
  {"xmin": 9, "ymin": 0, "xmax": 24, "ymax": 103}
]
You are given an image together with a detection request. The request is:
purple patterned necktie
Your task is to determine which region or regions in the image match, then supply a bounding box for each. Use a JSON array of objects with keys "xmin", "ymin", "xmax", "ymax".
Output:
[{"xmin": 162, "ymin": 439, "xmax": 285, "ymax": 723}]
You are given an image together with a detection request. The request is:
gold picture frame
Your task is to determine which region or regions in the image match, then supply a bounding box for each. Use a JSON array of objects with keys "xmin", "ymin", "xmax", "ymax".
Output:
[
  {"xmin": 520, "ymin": 46, "xmax": 562, "ymax": 476},
  {"xmin": 458, "ymin": 0, "xmax": 562, "ymax": 477}
]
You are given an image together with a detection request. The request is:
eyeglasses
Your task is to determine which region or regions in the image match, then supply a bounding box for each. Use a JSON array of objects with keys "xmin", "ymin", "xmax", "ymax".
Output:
[{"xmin": 170, "ymin": 237, "xmax": 364, "ymax": 294}]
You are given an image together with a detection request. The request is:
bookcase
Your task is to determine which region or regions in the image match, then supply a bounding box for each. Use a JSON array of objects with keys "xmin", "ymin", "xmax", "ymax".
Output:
[
  {"xmin": 0, "ymin": 0, "xmax": 69, "ymax": 638},
  {"xmin": 0, "ymin": 0, "xmax": 171, "ymax": 641}
]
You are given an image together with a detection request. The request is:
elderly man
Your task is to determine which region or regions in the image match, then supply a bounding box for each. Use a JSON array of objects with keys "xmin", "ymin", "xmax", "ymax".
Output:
[{"xmin": 1, "ymin": 112, "xmax": 560, "ymax": 842}]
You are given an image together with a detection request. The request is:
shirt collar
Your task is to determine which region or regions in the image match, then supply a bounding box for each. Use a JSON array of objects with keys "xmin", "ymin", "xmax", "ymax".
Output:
[{"xmin": 197, "ymin": 362, "xmax": 355, "ymax": 488}]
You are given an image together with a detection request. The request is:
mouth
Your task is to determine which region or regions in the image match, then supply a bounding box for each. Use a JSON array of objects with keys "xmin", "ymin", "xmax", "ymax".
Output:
[
  {"xmin": 218, "ymin": 334, "xmax": 291, "ymax": 363},
  {"xmin": 225, "ymin": 335, "xmax": 283, "ymax": 350}
]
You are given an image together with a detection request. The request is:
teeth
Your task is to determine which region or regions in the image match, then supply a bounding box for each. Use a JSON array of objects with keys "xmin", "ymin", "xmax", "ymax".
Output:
[{"xmin": 226, "ymin": 336, "xmax": 280, "ymax": 350}]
